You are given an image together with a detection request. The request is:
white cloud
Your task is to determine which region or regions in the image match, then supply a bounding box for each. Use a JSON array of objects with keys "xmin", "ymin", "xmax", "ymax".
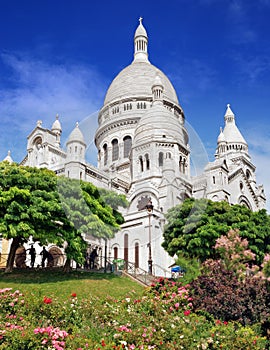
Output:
[{"xmin": 0, "ymin": 52, "xmax": 106, "ymax": 162}]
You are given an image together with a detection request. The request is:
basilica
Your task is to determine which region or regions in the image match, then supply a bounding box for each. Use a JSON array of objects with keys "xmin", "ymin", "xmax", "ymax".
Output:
[{"xmin": 3, "ymin": 19, "xmax": 266, "ymax": 274}]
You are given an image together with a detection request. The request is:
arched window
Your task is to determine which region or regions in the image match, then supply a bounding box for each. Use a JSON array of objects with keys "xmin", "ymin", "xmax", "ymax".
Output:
[
  {"xmin": 183, "ymin": 158, "xmax": 186, "ymax": 174},
  {"xmin": 103, "ymin": 144, "xmax": 108, "ymax": 166},
  {"xmin": 158, "ymin": 152, "xmax": 164, "ymax": 167},
  {"xmin": 139, "ymin": 156, "xmax": 143, "ymax": 172},
  {"xmin": 123, "ymin": 136, "xmax": 132, "ymax": 158},
  {"xmin": 135, "ymin": 242, "xmax": 139, "ymax": 268},
  {"xmin": 112, "ymin": 139, "xmax": 119, "ymax": 161},
  {"xmin": 113, "ymin": 247, "xmax": 118, "ymax": 260},
  {"xmin": 124, "ymin": 234, "xmax": 128, "ymax": 268},
  {"xmin": 166, "ymin": 152, "xmax": 171, "ymax": 159},
  {"xmin": 145, "ymin": 153, "xmax": 150, "ymax": 170},
  {"xmin": 246, "ymin": 169, "xmax": 251, "ymax": 180}
]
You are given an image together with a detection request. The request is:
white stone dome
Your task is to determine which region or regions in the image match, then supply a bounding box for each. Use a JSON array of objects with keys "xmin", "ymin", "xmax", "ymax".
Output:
[
  {"xmin": 104, "ymin": 61, "xmax": 179, "ymax": 106},
  {"xmin": 217, "ymin": 128, "xmax": 226, "ymax": 143},
  {"xmin": 134, "ymin": 103, "xmax": 187, "ymax": 146},
  {"xmin": 66, "ymin": 122, "xmax": 86, "ymax": 145},
  {"xmin": 223, "ymin": 104, "xmax": 247, "ymax": 145},
  {"xmin": 134, "ymin": 21, "xmax": 147, "ymax": 38},
  {"xmin": 51, "ymin": 114, "xmax": 62, "ymax": 133}
]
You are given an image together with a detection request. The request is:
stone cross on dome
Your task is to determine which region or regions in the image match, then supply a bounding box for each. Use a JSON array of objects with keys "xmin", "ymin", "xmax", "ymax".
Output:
[{"xmin": 139, "ymin": 17, "xmax": 143, "ymax": 24}]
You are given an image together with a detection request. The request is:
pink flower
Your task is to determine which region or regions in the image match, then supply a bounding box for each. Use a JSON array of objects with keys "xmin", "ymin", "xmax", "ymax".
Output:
[
  {"xmin": 184, "ymin": 310, "xmax": 191, "ymax": 316},
  {"xmin": 175, "ymin": 302, "xmax": 180, "ymax": 309}
]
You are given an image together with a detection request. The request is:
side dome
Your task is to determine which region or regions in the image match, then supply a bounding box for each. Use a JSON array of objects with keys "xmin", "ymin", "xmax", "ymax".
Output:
[
  {"xmin": 66, "ymin": 122, "xmax": 86, "ymax": 145},
  {"xmin": 134, "ymin": 75, "xmax": 187, "ymax": 146},
  {"xmin": 223, "ymin": 104, "xmax": 247, "ymax": 146},
  {"xmin": 51, "ymin": 114, "xmax": 62, "ymax": 133},
  {"xmin": 104, "ymin": 62, "xmax": 179, "ymax": 106},
  {"xmin": 134, "ymin": 103, "xmax": 187, "ymax": 146}
]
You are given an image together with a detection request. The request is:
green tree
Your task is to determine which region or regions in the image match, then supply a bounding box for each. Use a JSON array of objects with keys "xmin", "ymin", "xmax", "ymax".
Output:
[
  {"xmin": 162, "ymin": 198, "xmax": 270, "ymax": 263},
  {"xmin": 56, "ymin": 178, "xmax": 126, "ymax": 269},
  {"xmin": 0, "ymin": 162, "xmax": 125, "ymax": 272},
  {"xmin": 0, "ymin": 162, "xmax": 73, "ymax": 272}
]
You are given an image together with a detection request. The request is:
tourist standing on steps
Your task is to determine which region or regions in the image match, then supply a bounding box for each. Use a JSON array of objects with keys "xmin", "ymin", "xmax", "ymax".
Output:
[
  {"xmin": 27, "ymin": 245, "xmax": 36, "ymax": 268},
  {"xmin": 90, "ymin": 248, "xmax": 98, "ymax": 269},
  {"xmin": 40, "ymin": 246, "xmax": 52, "ymax": 268}
]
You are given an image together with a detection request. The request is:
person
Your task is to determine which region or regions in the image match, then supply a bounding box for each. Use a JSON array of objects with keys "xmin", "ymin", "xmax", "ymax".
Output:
[
  {"xmin": 40, "ymin": 246, "xmax": 50, "ymax": 268},
  {"xmin": 27, "ymin": 245, "xmax": 36, "ymax": 268},
  {"xmin": 89, "ymin": 248, "xmax": 98, "ymax": 269},
  {"xmin": 84, "ymin": 253, "xmax": 90, "ymax": 269},
  {"xmin": 47, "ymin": 251, "xmax": 54, "ymax": 267}
]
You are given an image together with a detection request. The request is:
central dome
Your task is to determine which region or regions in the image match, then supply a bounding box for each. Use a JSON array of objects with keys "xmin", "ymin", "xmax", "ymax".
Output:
[
  {"xmin": 104, "ymin": 61, "xmax": 179, "ymax": 106},
  {"xmin": 103, "ymin": 19, "xmax": 179, "ymax": 107}
]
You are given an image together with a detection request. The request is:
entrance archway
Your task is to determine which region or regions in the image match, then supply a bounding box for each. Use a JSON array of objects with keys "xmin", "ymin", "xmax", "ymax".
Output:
[{"xmin": 49, "ymin": 246, "xmax": 64, "ymax": 267}]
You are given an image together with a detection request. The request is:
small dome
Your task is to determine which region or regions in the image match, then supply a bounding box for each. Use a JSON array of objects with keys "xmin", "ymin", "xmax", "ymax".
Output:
[
  {"xmin": 3, "ymin": 150, "xmax": 13, "ymax": 163},
  {"xmin": 134, "ymin": 103, "xmax": 187, "ymax": 146},
  {"xmin": 223, "ymin": 104, "xmax": 247, "ymax": 145},
  {"xmin": 134, "ymin": 17, "xmax": 147, "ymax": 38},
  {"xmin": 153, "ymin": 74, "xmax": 163, "ymax": 87},
  {"xmin": 66, "ymin": 122, "xmax": 86, "ymax": 145},
  {"xmin": 217, "ymin": 127, "xmax": 226, "ymax": 143},
  {"xmin": 51, "ymin": 114, "xmax": 62, "ymax": 133}
]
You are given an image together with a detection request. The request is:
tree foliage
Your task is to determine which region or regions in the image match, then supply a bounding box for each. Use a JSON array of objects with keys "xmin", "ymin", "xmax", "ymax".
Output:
[
  {"xmin": 162, "ymin": 198, "xmax": 270, "ymax": 263},
  {"xmin": 0, "ymin": 162, "xmax": 125, "ymax": 271}
]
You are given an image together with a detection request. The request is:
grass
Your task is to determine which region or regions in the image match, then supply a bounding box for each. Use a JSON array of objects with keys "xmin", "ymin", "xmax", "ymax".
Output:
[{"xmin": 0, "ymin": 268, "xmax": 144, "ymax": 301}]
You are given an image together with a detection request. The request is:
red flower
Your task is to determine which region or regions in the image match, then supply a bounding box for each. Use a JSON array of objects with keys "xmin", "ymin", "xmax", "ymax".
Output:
[
  {"xmin": 223, "ymin": 321, "xmax": 228, "ymax": 325},
  {"xmin": 184, "ymin": 310, "xmax": 191, "ymax": 316},
  {"xmin": 43, "ymin": 297, "xmax": 52, "ymax": 304},
  {"xmin": 71, "ymin": 293, "xmax": 77, "ymax": 297}
]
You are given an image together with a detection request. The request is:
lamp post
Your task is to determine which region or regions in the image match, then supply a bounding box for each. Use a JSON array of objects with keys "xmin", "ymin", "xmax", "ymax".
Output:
[{"xmin": 145, "ymin": 199, "xmax": 154, "ymax": 275}]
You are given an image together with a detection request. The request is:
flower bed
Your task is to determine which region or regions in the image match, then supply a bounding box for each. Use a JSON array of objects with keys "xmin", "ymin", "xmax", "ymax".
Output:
[{"xmin": 0, "ymin": 279, "xmax": 267, "ymax": 349}]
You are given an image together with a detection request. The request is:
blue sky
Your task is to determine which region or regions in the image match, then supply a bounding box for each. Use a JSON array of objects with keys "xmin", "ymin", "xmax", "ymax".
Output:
[{"xmin": 0, "ymin": 0, "xmax": 269, "ymax": 210}]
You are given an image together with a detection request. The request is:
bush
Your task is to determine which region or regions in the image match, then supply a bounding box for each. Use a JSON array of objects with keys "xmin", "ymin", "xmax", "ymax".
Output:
[{"xmin": 190, "ymin": 260, "xmax": 270, "ymax": 326}]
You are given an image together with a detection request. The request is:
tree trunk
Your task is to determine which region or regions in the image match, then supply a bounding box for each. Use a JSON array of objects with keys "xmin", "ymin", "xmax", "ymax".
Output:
[
  {"xmin": 5, "ymin": 237, "xmax": 21, "ymax": 273},
  {"xmin": 63, "ymin": 258, "xmax": 72, "ymax": 273}
]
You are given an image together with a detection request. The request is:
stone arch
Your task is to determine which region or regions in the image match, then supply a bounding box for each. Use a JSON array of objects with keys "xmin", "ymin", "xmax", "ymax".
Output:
[
  {"xmin": 112, "ymin": 139, "xmax": 119, "ymax": 161},
  {"xmin": 103, "ymin": 143, "xmax": 108, "ymax": 165},
  {"xmin": 212, "ymin": 195, "xmax": 219, "ymax": 202},
  {"xmin": 123, "ymin": 135, "xmax": 132, "ymax": 158},
  {"xmin": 238, "ymin": 195, "xmax": 252, "ymax": 210},
  {"xmin": 15, "ymin": 246, "xmax": 26, "ymax": 268},
  {"xmin": 48, "ymin": 246, "xmax": 64, "ymax": 267}
]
